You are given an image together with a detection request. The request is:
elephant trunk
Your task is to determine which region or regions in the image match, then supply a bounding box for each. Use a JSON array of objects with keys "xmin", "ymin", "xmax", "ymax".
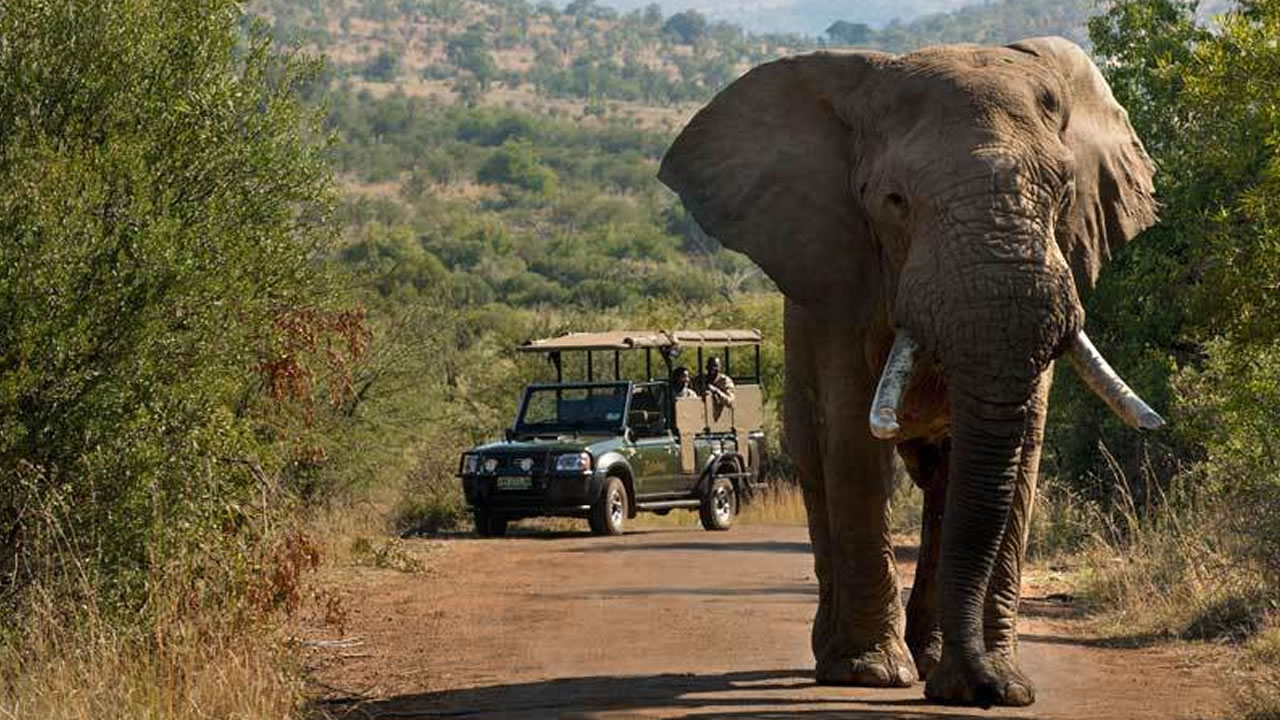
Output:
[
  {"xmin": 909, "ymin": 253, "xmax": 1069, "ymax": 661},
  {"xmin": 938, "ymin": 378, "xmax": 1038, "ymax": 657}
]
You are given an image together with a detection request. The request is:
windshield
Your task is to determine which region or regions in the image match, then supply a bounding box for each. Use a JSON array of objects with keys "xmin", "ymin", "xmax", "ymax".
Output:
[{"xmin": 516, "ymin": 384, "xmax": 629, "ymax": 433}]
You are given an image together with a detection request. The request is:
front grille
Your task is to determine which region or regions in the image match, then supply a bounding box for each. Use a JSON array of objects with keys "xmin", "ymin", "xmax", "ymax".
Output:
[{"xmin": 485, "ymin": 451, "xmax": 550, "ymax": 476}]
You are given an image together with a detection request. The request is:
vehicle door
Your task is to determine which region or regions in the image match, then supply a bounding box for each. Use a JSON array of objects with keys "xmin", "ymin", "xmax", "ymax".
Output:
[{"xmin": 627, "ymin": 382, "xmax": 680, "ymax": 497}]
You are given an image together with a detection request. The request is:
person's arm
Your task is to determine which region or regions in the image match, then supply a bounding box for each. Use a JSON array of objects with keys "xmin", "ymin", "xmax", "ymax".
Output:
[{"xmin": 714, "ymin": 376, "xmax": 735, "ymax": 405}]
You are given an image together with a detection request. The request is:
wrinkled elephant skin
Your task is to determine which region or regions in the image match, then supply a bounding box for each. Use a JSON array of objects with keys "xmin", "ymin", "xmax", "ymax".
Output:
[{"xmin": 659, "ymin": 37, "xmax": 1159, "ymax": 707}]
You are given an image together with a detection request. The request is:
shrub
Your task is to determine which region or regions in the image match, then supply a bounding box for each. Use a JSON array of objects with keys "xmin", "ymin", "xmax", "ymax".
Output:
[
  {"xmin": 0, "ymin": 0, "xmax": 335, "ymax": 623},
  {"xmin": 477, "ymin": 139, "xmax": 559, "ymax": 195}
]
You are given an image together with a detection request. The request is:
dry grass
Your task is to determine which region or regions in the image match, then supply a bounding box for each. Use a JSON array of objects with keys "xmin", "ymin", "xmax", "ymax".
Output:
[
  {"xmin": 0, "ymin": 504, "xmax": 329, "ymax": 720},
  {"xmin": 738, "ymin": 483, "xmax": 808, "ymax": 526},
  {"xmin": 1026, "ymin": 475, "xmax": 1097, "ymax": 562},
  {"xmin": 1068, "ymin": 463, "xmax": 1272, "ymax": 645},
  {"xmin": 0, "ymin": 589, "xmax": 304, "ymax": 720},
  {"xmin": 1037, "ymin": 449, "xmax": 1280, "ymax": 720},
  {"xmin": 1234, "ymin": 622, "xmax": 1280, "ymax": 720}
]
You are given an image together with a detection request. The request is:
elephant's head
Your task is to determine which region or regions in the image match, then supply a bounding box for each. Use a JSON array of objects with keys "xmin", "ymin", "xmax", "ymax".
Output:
[{"xmin": 659, "ymin": 37, "xmax": 1162, "ymax": 437}]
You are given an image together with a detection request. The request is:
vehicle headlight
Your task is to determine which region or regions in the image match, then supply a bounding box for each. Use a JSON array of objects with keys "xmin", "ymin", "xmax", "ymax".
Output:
[
  {"xmin": 460, "ymin": 453, "xmax": 480, "ymax": 475},
  {"xmin": 554, "ymin": 452, "xmax": 592, "ymax": 473}
]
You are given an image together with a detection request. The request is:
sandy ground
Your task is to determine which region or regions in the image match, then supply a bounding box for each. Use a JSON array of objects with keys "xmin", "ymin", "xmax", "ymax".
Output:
[{"xmin": 303, "ymin": 524, "xmax": 1227, "ymax": 719}]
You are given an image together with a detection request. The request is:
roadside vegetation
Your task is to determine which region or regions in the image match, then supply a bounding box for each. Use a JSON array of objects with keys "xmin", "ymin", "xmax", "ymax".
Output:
[
  {"xmin": 3, "ymin": 0, "xmax": 1280, "ymax": 717},
  {"xmin": 0, "ymin": 2, "xmax": 336, "ymax": 718},
  {"xmin": 1036, "ymin": 1, "xmax": 1280, "ymax": 714}
]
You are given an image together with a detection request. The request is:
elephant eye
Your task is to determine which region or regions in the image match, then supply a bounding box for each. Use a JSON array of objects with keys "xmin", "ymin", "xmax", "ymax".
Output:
[
  {"xmin": 1039, "ymin": 88, "xmax": 1060, "ymax": 114},
  {"xmin": 886, "ymin": 192, "xmax": 907, "ymax": 210}
]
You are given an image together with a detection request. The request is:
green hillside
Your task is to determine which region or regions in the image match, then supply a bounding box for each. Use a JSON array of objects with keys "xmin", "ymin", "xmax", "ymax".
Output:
[
  {"xmin": 254, "ymin": 0, "xmax": 1112, "ymax": 124},
  {"xmin": 250, "ymin": 0, "xmax": 1110, "ymax": 322}
]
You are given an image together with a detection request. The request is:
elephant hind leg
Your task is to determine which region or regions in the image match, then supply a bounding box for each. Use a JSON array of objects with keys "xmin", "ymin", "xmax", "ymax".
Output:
[{"xmin": 900, "ymin": 438, "xmax": 949, "ymax": 681}]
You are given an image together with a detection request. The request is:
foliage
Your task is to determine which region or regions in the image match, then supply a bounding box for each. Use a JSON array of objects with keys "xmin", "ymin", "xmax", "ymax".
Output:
[
  {"xmin": 1045, "ymin": 11, "xmax": 1280, "ymax": 709},
  {"xmin": 1048, "ymin": 0, "xmax": 1280, "ymax": 516},
  {"xmin": 0, "ymin": 0, "xmax": 335, "ymax": 626},
  {"xmin": 324, "ymin": 87, "xmax": 773, "ymax": 317},
  {"xmin": 477, "ymin": 138, "xmax": 559, "ymax": 194},
  {"xmin": 247, "ymin": 0, "xmax": 1122, "ymax": 115},
  {"xmin": 363, "ymin": 47, "xmax": 402, "ymax": 81},
  {"xmin": 663, "ymin": 10, "xmax": 708, "ymax": 44},
  {"xmin": 824, "ymin": 20, "xmax": 872, "ymax": 45},
  {"xmin": 866, "ymin": 0, "xmax": 1093, "ymax": 50},
  {"xmin": 447, "ymin": 26, "xmax": 497, "ymax": 88}
]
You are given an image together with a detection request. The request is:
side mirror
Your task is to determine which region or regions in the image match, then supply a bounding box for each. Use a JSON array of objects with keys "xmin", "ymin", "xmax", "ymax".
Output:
[{"xmin": 625, "ymin": 428, "xmax": 637, "ymax": 443}]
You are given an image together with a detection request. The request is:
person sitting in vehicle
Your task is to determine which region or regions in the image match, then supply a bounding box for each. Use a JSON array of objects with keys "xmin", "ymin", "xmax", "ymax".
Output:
[
  {"xmin": 672, "ymin": 366, "xmax": 697, "ymax": 399},
  {"xmin": 700, "ymin": 357, "xmax": 735, "ymax": 420}
]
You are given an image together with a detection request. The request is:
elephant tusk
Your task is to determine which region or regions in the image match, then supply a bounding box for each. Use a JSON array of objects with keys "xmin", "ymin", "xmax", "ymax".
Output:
[
  {"xmin": 1064, "ymin": 331, "xmax": 1166, "ymax": 430},
  {"xmin": 869, "ymin": 331, "xmax": 919, "ymax": 440}
]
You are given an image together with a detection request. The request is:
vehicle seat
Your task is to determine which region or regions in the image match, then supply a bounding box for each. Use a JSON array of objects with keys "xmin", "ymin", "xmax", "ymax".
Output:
[{"xmin": 628, "ymin": 390, "xmax": 664, "ymax": 434}]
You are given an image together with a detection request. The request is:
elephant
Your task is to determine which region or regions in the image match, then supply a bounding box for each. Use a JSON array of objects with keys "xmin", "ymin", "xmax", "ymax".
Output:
[{"xmin": 658, "ymin": 37, "xmax": 1163, "ymax": 707}]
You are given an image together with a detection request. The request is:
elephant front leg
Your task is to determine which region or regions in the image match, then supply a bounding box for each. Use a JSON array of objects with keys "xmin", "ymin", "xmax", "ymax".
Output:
[
  {"xmin": 811, "ymin": 427, "xmax": 916, "ymax": 688},
  {"xmin": 787, "ymin": 304, "xmax": 914, "ymax": 688},
  {"xmin": 900, "ymin": 439, "xmax": 949, "ymax": 681}
]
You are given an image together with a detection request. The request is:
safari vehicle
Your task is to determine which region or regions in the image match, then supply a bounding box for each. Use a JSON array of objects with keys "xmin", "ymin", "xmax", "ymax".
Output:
[{"xmin": 458, "ymin": 330, "xmax": 768, "ymax": 536}]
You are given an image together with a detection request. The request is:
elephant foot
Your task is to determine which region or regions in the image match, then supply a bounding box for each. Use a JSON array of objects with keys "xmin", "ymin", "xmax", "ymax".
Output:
[
  {"xmin": 923, "ymin": 649, "xmax": 1035, "ymax": 708},
  {"xmin": 906, "ymin": 631, "xmax": 941, "ymax": 681},
  {"xmin": 816, "ymin": 639, "xmax": 917, "ymax": 688}
]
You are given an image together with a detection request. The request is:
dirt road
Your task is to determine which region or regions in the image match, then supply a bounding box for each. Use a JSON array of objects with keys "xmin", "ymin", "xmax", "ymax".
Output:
[{"xmin": 307, "ymin": 525, "xmax": 1226, "ymax": 719}]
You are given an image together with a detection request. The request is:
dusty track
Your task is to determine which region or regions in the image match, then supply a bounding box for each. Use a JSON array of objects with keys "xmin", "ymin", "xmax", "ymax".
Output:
[{"xmin": 306, "ymin": 525, "xmax": 1225, "ymax": 719}]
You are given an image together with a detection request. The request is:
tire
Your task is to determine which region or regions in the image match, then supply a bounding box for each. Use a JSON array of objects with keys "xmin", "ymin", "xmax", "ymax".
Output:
[
  {"xmin": 473, "ymin": 510, "xmax": 509, "ymax": 538},
  {"xmin": 589, "ymin": 476, "xmax": 627, "ymax": 536},
  {"xmin": 700, "ymin": 476, "xmax": 736, "ymax": 531}
]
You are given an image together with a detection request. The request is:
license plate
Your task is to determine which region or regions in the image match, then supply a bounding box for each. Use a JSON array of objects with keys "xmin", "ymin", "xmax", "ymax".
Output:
[{"xmin": 496, "ymin": 476, "xmax": 532, "ymax": 490}]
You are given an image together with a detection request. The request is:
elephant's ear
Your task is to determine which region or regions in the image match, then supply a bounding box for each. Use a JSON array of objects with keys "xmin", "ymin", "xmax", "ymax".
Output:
[
  {"xmin": 1011, "ymin": 36, "xmax": 1158, "ymax": 291},
  {"xmin": 658, "ymin": 52, "xmax": 884, "ymax": 307}
]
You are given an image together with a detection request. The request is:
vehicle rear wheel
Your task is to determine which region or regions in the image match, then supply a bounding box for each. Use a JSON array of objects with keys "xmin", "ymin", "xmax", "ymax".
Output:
[
  {"xmin": 589, "ymin": 476, "xmax": 627, "ymax": 536},
  {"xmin": 700, "ymin": 476, "xmax": 736, "ymax": 531},
  {"xmin": 473, "ymin": 510, "xmax": 509, "ymax": 538}
]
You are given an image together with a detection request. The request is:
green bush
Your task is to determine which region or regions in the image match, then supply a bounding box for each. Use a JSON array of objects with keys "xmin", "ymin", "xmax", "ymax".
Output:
[
  {"xmin": 0, "ymin": 0, "xmax": 335, "ymax": 620},
  {"xmin": 477, "ymin": 139, "xmax": 559, "ymax": 195},
  {"xmin": 362, "ymin": 47, "xmax": 401, "ymax": 81}
]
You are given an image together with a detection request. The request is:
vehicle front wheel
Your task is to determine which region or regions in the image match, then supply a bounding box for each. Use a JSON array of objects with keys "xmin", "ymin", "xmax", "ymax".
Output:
[
  {"xmin": 700, "ymin": 476, "xmax": 736, "ymax": 531},
  {"xmin": 473, "ymin": 510, "xmax": 509, "ymax": 538},
  {"xmin": 589, "ymin": 476, "xmax": 627, "ymax": 536}
]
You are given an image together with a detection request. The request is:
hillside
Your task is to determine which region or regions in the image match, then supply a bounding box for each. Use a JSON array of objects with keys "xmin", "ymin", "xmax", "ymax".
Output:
[
  {"xmin": 260, "ymin": 0, "xmax": 1010, "ymax": 44},
  {"xmin": 256, "ymin": 0, "xmax": 1118, "ymax": 134},
  {"xmin": 244, "ymin": 0, "xmax": 1177, "ymax": 320},
  {"xmin": 642, "ymin": 0, "xmax": 980, "ymax": 35},
  {"xmin": 254, "ymin": 0, "xmax": 1245, "ymax": 123}
]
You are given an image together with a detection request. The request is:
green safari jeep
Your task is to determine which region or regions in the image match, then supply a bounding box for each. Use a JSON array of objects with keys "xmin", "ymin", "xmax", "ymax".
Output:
[{"xmin": 457, "ymin": 330, "xmax": 768, "ymax": 536}]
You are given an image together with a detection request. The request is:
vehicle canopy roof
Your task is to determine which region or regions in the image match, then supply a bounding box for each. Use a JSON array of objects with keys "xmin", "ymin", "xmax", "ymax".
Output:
[{"xmin": 518, "ymin": 329, "xmax": 761, "ymax": 353}]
